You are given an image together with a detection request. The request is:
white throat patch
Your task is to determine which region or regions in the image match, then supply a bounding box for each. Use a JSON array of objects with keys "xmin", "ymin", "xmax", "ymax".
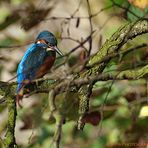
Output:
[{"xmin": 47, "ymin": 47, "xmax": 54, "ymax": 51}]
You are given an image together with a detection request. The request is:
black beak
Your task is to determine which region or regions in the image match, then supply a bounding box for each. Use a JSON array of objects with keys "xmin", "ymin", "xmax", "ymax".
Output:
[{"xmin": 53, "ymin": 46, "xmax": 63, "ymax": 56}]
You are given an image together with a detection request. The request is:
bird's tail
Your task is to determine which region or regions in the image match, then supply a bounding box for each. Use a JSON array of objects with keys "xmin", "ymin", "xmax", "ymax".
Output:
[
  {"xmin": 16, "ymin": 80, "xmax": 32, "ymax": 107},
  {"xmin": 16, "ymin": 88, "xmax": 24, "ymax": 108}
]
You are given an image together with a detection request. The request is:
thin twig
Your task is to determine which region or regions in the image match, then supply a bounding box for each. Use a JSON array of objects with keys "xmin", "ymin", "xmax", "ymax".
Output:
[{"xmin": 86, "ymin": 0, "xmax": 93, "ymax": 57}]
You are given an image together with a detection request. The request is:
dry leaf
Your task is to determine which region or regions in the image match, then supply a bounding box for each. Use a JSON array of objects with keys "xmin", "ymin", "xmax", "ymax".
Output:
[
  {"xmin": 82, "ymin": 111, "xmax": 101, "ymax": 126},
  {"xmin": 128, "ymin": 0, "xmax": 148, "ymax": 9}
]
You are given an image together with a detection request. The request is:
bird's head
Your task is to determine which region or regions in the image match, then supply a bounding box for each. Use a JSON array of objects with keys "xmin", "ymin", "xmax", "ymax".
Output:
[{"xmin": 35, "ymin": 30, "xmax": 63, "ymax": 56}]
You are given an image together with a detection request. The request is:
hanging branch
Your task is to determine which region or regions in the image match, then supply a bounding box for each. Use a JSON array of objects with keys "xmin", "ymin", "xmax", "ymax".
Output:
[{"xmin": 2, "ymin": 86, "xmax": 17, "ymax": 147}]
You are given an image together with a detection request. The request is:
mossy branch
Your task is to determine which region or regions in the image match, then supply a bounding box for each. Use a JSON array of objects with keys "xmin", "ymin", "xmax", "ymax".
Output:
[
  {"xmin": 76, "ymin": 19, "xmax": 148, "ymax": 129},
  {"xmin": 3, "ymin": 88, "xmax": 17, "ymax": 148},
  {"xmin": 87, "ymin": 19, "xmax": 148, "ymax": 68},
  {"xmin": 79, "ymin": 20, "xmax": 148, "ymax": 78}
]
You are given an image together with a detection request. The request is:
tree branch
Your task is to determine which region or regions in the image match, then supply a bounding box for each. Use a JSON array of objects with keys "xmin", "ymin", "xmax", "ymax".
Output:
[
  {"xmin": 3, "ymin": 89, "xmax": 17, "ymax": 147},
  {"xmin": 86, "ymin": 19, "xmax": 148, "ymax": 69}
]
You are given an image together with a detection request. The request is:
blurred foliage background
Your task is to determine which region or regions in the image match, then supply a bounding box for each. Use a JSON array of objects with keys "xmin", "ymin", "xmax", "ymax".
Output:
[{"xmin": 0, "ymin": 0, "xmax": 148, "ymax": 147}]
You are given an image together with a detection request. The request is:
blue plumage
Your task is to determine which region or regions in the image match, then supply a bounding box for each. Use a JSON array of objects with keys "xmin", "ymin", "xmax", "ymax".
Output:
[
  {"xmin": 17, "ymin": 43, "xmax": 48, "ymax": 93},
  {"xmin": 35, "ymin": 30, "xmax": 57, "ymax": 46}
]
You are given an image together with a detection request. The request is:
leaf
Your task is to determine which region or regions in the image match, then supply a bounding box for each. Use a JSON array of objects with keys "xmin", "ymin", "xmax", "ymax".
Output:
[
  {"xmin": 127, "ymin": 5, "xmax": 148, "ymax": 23},
  {"xmin": 21, "ymin": 6, "xmax": 52, "ymax": 31},
  {"xmin": 0, "ymin": 11, "xmax": 20, "ymax": 31},
  {"xmin": 139, "ymin": 106, "xmax": 148, "ymax": 118},
  {"xmin": 68, "ymin": 56, "xmax": 78, "ymax": 67},
  {"xmin": 20, "ymin": 114, "xmax": 33, "ymax": 130},
  {"xmin": 76, "ymin": 17, "xmax": 80, "ymax": 28},
  {"xmin": 79, "ymin": 50, "xmax": 87, "ymax": 62},
  {"xmin": 113, "ymin": 0, "xmax": 126, "ymax": 5},
  {"xmin": 128, "ymin": 0, "xmax": 148, "ymax": 9},
  {"xmin": 81, "ymin": 111, "xmax": 101, "ymax": 126},
  {"xmin": 106, "ymin": 0, "xmax": 126, "ymax": 6}
]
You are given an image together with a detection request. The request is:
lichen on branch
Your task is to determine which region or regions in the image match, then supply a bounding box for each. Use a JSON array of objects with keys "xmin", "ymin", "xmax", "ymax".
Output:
[{"xmin": 87, "ymin": 20, "xmax": 148, "ymax": 68}]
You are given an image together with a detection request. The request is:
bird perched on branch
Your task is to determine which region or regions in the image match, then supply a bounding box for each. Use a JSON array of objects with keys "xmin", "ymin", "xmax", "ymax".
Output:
[{"xmin": 16, "ymin": 30, "xmax": 63, "ymax": 107}]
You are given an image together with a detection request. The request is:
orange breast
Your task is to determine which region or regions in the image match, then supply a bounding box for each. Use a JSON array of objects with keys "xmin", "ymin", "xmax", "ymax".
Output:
[{"xmin": 35, "ymin": 56, "xmax": 56, "ymax": 78}]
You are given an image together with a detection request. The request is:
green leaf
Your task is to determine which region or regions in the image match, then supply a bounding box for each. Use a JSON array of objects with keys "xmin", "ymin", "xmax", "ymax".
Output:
[
  {"xmin": 128, "ymin": 5, "xmax": 148, "ymax": 21},
  {"xmin": 105, "ymin": 0, "xmax": 126, "ymax": 6}
]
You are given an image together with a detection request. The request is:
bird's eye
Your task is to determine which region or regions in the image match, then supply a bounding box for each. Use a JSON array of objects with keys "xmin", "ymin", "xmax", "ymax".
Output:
[
  {"xmin": 45, "ymin": 41, "xmax": 49, "ymax": 44},
  {"xmin": 45, "ymin": 41, "xmax": 51, "ymax": 47}
]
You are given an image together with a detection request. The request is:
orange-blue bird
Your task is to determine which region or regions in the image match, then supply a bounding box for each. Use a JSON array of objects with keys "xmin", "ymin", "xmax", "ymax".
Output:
[{"xmin": 16, "ymin": 30, "xmax": 63, "ymax": 107}]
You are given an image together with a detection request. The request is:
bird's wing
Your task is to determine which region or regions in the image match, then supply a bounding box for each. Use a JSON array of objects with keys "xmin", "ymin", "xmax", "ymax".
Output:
[{"xmin": 17, "ymin": 43, "xmax": 47, "ymax": 92}]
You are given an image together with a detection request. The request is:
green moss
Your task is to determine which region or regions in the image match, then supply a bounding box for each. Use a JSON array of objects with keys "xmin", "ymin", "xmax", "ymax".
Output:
[{"xmin": 118, "ymin": 65, "xmax": 148, "ymax": 79}]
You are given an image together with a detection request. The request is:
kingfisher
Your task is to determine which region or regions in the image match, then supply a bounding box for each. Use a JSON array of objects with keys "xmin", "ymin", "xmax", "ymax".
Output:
[{"xmin": 16, "ymin": 30, "xmax": 63, "ymax": 107}]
